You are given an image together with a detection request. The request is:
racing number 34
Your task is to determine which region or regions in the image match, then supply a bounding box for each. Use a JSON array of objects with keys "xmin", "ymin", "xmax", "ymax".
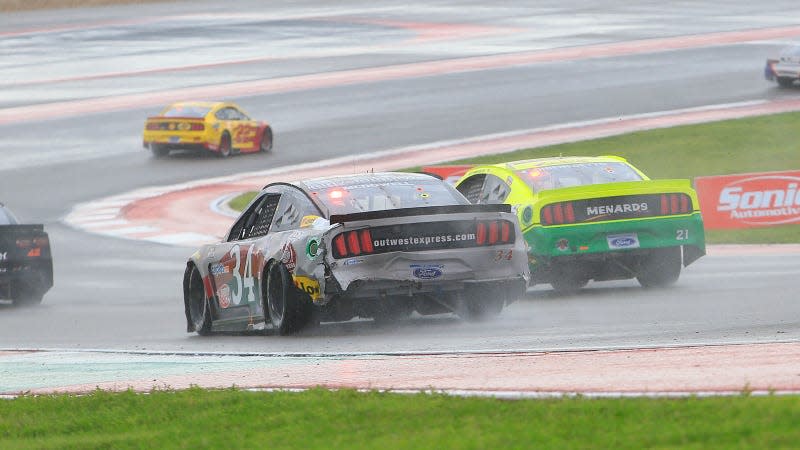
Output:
[{"xmin": 228, "ymin": 244, "xmax": 258, "ymax": 306}]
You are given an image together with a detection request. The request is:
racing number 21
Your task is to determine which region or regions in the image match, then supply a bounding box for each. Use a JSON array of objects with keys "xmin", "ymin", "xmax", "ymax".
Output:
[
  {"xmin": 229, "ymin": 244, "xmax": 257, "ymax": 305},
  {"xmin": 676, "ymin": 229, "xmax": 689, "ymax": 241}
]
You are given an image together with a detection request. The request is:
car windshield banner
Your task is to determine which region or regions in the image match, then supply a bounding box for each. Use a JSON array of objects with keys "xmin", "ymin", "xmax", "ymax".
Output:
[{"xmin": 695, "ymin": 170, "xmax": 800, "ymax": 229}]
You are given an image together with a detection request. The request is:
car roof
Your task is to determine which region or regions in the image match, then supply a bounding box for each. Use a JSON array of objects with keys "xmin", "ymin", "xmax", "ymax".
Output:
[
  {"xmin": 289, "ymin": 172, "xmax": 440, "ymax": 192},
  {"xmin": 167, "ymin": 101, "xmax": 229, "ymax": 109},
  {"xmin": 483, "ymin": 155, "xmax": 630, "ymax": 171}
]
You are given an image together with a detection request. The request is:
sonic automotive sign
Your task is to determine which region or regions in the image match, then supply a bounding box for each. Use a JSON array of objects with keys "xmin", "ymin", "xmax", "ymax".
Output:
[{"xmin": 695, "ymin": 170, "xmax": 800, "ymax": 229}]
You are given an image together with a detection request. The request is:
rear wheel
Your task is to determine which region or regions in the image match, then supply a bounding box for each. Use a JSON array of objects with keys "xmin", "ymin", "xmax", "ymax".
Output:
[
  {"xmin": 549, "ymin": 266, "xmax": 590, "ymax": 294},
  {"xmin": 186, "ymin": 266, "xmax": 212, "ymax": 335},
  {"xmin": 217, "ymin": 133, "xmax": 232, "ymax": 158},
  {"xmin": 777, "ymin": 77, "xmax": 795, "ymax": 88},
  {"xmin": 259, "ymin": 127, "xmax": 273, "ymax": 152},
  {"xmin": 637, "ymin": 247, "xmax": 682, "ymax": 288},
  {"xmin": 11, "ymin": 285, "xmax": 43, "ymax": 307},
  {"xmin": 150, "ymin": 144, "xmax": 169, "ymax": 158},
  {"xmin": 458, "ymin": 288, "xmax": 504, "ymax": 321},
  {"xmin": 264, "ymin": 262, "xmax": 311, "ymax": 335}
]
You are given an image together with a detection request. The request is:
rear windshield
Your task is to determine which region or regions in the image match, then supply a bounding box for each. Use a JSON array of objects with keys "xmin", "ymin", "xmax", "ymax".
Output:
[
  {"xmin": 311, "ymin": 179, "xmax": 469, "ymax": 215},
  {"xmin": 0, "ymin": 205, "xmax": 19, "ymax": 225},
  {"xmin": 161, "ymin": 105, "xmax": 211, "ymax": 118},
  {"xmin": 516, "ymin": 162, "xmax": 643, "ymax": 192}
]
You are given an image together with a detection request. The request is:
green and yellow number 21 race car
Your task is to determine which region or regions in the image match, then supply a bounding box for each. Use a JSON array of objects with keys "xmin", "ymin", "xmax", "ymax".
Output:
[{"xmin": 455, "ymin": 156, "xmax": 705, "ymax": 293}]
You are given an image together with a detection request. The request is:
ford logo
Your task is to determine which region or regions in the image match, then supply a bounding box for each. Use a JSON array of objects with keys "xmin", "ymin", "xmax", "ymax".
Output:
[
  {"xmin": 412, "ymin": 266, "xmax": 443, "ymax": 280},
  {"xmin": 611, "ymin": 237, "xmax": 636, "ymax": 247}
]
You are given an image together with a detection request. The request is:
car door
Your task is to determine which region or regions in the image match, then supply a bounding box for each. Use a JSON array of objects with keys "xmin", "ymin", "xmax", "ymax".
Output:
[
  {"xmin": 228, "ymin": 106, "xmax": 260, "ymax": 152},
  {"xmin": 209, "ymin": 193, "xmax": 281, "ymax": 324}
]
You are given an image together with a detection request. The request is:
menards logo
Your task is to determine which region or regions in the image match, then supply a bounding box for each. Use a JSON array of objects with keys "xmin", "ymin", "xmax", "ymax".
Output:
[{"xmin": 717, "ymin": 175, "xmax": 800, "ymax": 225}]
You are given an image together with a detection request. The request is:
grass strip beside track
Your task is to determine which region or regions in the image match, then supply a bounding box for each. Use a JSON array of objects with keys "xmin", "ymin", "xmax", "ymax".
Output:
[
  {"xmin": 231, "ymin": 112, "xmax": 800, "ymax": 243},
  {"xmin": 1, "ymin": 388, "xmax": 799, "ymax": 449}
]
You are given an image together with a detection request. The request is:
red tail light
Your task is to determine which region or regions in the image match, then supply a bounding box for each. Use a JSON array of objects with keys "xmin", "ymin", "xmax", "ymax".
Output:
[
  {"xmin": 146, "ymin": 123, "xmax": 160, "ymax": 130},
  {"xmin": 346, "ymin": 231, "xmax": 361, "ymax": 256},
  {"xmin": 333, "ymin": 234, "xmax": 347, "ymax": 257},
  {"xmin": 476, "ymin": 222, "xmax": 487, "ymax": 245},
  {"xmin": 542, "ymin": 207, "xmax": 553, "ymax": 226},
  {"xmin": 333, "ymin": 228, "xmax": 376, "ymax": 259},
  {"xmin": 359, "ymin": 229, "xmax": 374, "ymax": 253},
  {"xmin": 661, "ymin": 194, "xmax": 692, "ymax": 215},
  {"xmin": 488, "ymin": 221, "xmax": 498, "ymax": 244},
  {"xmin": 190, "ymin": 123, "xmax": 205, "ymax": 131},
  {"xmin": 553, "ymin": 203, "xmax": 564, "ymax": 224},
  {"xmin": 540, "ymin": 202, "xmax": 577, "ymax": 226},
  {"xmin": 474, "ymin": 220, "xmax": 514, "ymax": 246}
]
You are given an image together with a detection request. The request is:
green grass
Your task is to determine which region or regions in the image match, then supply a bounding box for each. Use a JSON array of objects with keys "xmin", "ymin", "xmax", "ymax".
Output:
[
  {"xmin": 1, "ymin": 388, "xmax": 798, "ymax": 449},
  {"xmin": 232, "ymin": 112, "xmax": 800, "ymax": 244}
]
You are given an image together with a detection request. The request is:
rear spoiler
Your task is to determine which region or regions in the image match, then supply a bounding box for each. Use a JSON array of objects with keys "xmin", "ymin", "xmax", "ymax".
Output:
[
  {"xmin": 330, "ymin": 204, "xmax": 510, "ymax": 224},
  {"xmin": 1, "ymin": 224, "xmax": 45, "ymax": 233}
]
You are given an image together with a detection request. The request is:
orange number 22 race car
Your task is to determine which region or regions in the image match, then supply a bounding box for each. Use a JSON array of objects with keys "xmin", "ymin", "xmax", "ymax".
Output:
[{"xmin": 143, "ymin": 101, "xmax": 273, "ymax": 158}]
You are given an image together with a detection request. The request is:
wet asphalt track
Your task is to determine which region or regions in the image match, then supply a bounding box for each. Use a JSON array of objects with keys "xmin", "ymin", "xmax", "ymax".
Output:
[{"xmin": 0, "ymin": 0, "xmax": 799, "ymax": 354}]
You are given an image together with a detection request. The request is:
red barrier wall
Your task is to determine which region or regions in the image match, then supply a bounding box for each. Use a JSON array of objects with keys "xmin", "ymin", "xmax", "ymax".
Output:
[{"xmin": 695, "ymin": 170, "xmax": 800, "ymax": 229}]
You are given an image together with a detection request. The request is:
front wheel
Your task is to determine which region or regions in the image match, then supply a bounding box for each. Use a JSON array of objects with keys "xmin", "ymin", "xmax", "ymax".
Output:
[
  {"xmin": 186, "ymin": 266, "xmax": 212, "ymax": 335},
  {"xmin": 637, "ymin": 247, "xmax": 682, "ymax": 288},
  {"xmin": 264, "ymin": 262, "xmax": 311, "ymax": 335}
]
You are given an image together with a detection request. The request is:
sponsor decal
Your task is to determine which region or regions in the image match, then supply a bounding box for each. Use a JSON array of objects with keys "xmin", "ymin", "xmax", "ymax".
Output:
[
  {"xmin": 696, "ymin": 171, "xmax": 800, "ymax": 229},
  {"xmin": 343, "ymin": 258, "xmax": 364, "ymax": 266},
  {"xmin": 570, "ymin": 195, "xmax": 661, "ymax": 222},
  {"xmin": 411, "ymin": 264, "xmax": 444, "ymax": 280},
  {"xmin": 293, "ymin": 275, "xmax": 322, "ymax": 301},
  {"xmin": 217, "ymin": 284, "xmax": 231, "ymax": 309},
  {"xmin": 607, "ymin": 233, "xmax": 640, "ymax": 249},
  {"xmin": 522, "ymin": 206, "xmax": 533, "ymax": 224},
  {"xmin": 300, "ymin": 215, "xmax": 320, "ymax": 228},
  {"xmin": 306, "ymin": 237, "xmax": 320, "ymax": 259},
  {"xmin": 373, "ymin": 233, "xmax": 476, "ymax": 248},
  {"xmin": 556, "ymin": 239, "xmax": 570, "ymax": 251},
  {"xmin": 0, "ymin": 252, "xmax": 6, "ymax": 261},
  {"xmin": 280, "ymin": 243, "xmax": 297, "ymax": 272},
  {"xmin": 210, "ymin": 263, "xmax": 229, "ymax": 275},
  {"xmin": 368, "ymin": 220, "xmax": 481, "ymax": 252},
  {"xmin": 586, "ymin": 203, "xmax": 648, "ymax": 216}
]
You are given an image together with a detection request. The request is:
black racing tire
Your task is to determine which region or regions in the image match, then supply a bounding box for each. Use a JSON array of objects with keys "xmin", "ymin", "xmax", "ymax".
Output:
[
  {"xmin": 372, "ymin": 297, "xmax": 414, "ymax": 324},
  {"xmin": 259, "ymin": 127, "xmax": 273, "ymax": 153},
  {"xmin": 637, "ymin": 247, "xmax": 682, "ymax": 288},
  {"xmin": 264, "ymin": 262, "xmax": 311, "ymax": 335},
  {"xmin": 11, "ymin": 273, "xmax": 45, "ymax": 307},
  {"xmin": 459, "ymin": 288, "xmax": 504, "ymax": 322},
  {"xmin": 150, "ymin": 144, "xmax": 169, "ymax": 158},
  {"xmin": 186, "ymin": 265, "xmax": 212, "ymax": 335},
  {"xmin": 550, "ymin": 274, "xmax": 589, "ymax": 295},
  {"xmin": 217, "ymin": 132, "xmax": 232, "ymax": 158},
  {"xmin": 777, "ymin": 77, "xmax": 795, "ymax": 88},
  {"xmin": 11, "ymin": 286, "xmax": 43, "ymax": 307}
]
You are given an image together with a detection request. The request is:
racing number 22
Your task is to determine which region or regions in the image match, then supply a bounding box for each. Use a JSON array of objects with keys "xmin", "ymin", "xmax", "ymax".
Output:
[{"xmin": 228, "ymin": 244, "xmax": 257, "ymax": 305}]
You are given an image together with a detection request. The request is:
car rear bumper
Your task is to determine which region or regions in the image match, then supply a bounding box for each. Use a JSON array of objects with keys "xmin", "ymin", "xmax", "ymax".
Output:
[
  {"xmin": 323, "ymin": 244, "xmax": 530, "ymax": 302},
  {"xmin": 524, "ymin": 212, "xmax": 705, "ymax": 261}
]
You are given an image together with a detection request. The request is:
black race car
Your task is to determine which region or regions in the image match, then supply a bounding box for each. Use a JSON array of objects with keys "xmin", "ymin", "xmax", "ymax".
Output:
[{"xmin": 0, "ymin": 203, "xmax": 53, "ymax": 306}]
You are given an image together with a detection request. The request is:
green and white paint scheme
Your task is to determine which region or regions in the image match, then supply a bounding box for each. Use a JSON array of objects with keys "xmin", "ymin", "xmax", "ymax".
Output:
[{"xmin": 455, "ymin": 156, "xmax": 705, "ymax": 292}]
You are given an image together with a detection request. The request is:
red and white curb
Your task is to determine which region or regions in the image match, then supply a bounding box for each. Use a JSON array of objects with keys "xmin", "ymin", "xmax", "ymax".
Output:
[
  {"xmin": 2, "ymin": 342, "xmax": 799, "ymax": 396},
  {"xmin": 64, "ymin": 99, "xmax": 800, "ymax": 249}
]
